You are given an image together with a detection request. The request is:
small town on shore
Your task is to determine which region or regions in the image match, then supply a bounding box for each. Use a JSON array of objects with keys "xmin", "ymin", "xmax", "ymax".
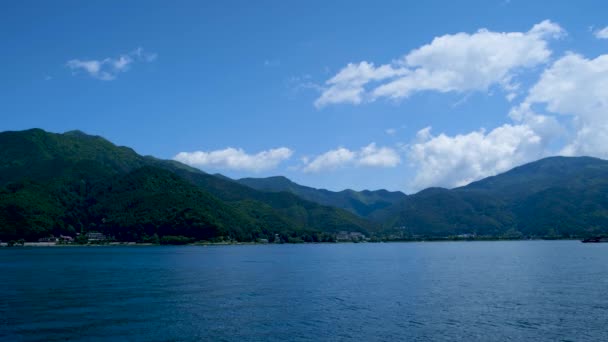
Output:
[
  {"xmin": 0, "ymin": 230, "xmax": 372, "ymax": 247},
  {"xmin": 3, "ymin": 229, "xmax": 590, "ymax": 247}
]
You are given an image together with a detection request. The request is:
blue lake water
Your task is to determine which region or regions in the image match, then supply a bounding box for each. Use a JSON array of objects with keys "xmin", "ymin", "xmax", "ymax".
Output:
[{"xmin": 1, "ymin": 241, "xmax": 608, "ymax": 341}]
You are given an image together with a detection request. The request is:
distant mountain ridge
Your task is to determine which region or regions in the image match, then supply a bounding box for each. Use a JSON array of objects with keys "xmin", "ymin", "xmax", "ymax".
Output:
[
  {"xmin": 238, "ymin": 157, "xmax": 608, "ymax": 238},
  {"xmin": 2, "ymin": 128, "xmax": 608, "ymax": 242},
  {"xmin": 461, "ymin": 156, "xmax": 608, "ymax": 197},
  {"xmin": 237, "ymin": 176, "xmax": 407, "ymax": 219}
]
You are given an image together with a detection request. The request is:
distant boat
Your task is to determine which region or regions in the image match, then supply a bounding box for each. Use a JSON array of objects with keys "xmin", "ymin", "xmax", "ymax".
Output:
[{"xmin": 581, "ymin": 236, "xmax": 608, "ymax": 243}]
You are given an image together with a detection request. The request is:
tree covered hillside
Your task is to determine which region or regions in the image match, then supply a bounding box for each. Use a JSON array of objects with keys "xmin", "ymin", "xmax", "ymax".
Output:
[{"xmin": 0, "ymin": 129, "xmax": 374, "ymax": 242}]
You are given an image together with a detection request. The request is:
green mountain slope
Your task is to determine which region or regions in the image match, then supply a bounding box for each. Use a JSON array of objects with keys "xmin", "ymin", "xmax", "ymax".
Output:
[
  {"xmin": 3, "ymin": 129, "xmax": 608, "ymax": 242},
  {"xmin": 88, "ymin": 167, "xmax": 257, "ymax": 242},
  {"xmin": 174, "ymin": 172, "xmax": 375, "ymax": 234},
  {"xmin": 389, "ymin": 157, "xmax": 608, "ymax": 238},
  {"xmin": 0, "ymin": 129, "xmax": 374, "ymax": 242},
  {"xmin": 0, "ymin": 129, "xmax": 147, "ymax": 184},
  {"xmin": 240, "ymin": 157, "xmax": 608, "ymax": 239},
  {"xmin": 460, "ymin": 156, "xmax": 608, "ymax": 198},
  {"xmin": 237, "ymin": 176, "xmax": 407, "ymax": 220}
]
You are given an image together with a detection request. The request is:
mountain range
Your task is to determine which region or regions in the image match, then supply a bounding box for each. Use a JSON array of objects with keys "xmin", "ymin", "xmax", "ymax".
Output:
[
  {"xmin": 240, "ymin": 156, "xmax": 608, "ymax": 238},
  {"xmin": 0, "ymin": 129, "xmax": 371, "ymax": 243},
  {"xmin": 2, "ymin": 128, "xmax": 608, "ymax": 242}
]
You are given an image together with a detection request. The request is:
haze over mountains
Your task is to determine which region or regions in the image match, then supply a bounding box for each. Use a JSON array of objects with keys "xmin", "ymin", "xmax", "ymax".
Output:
[{"xmin": 2, "ymin": 129, "xmax": 608, "ymax": 242}]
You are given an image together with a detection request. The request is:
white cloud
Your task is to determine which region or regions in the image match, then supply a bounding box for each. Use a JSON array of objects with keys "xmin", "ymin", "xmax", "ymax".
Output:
[
  {"xmin": 385, "ymin": 128, "xmax": 397, "ymax": 135},
  {"xmin": 316, "ymin": 20, "xmax": 564, "ymax": 107},
  {"xmin": 303, "ymin": 143, "xmax": 400, "ymax": 172},
  {"xmin": 405, "ymin": 105, "xmax": 563, "ymax": 191},
  {"xmin": 513, "ymin": 53, "xmax": 608, "ymax": 158},
  {"xmin": 407, "ymin": 125, "xmax": 546, "ymax": 191},
  {"xmin": 310, "ymin": 21, "xmax": 608, "ymax": 191},
  {"xmin": 174, "ymin": 147, "xmax": 293, "ymax": 172},
  {"xmin": 404, "ymin": 50, "xmax": 608, "ymax": 191},
  {"xmin": 314, "ymin": 62, "xmax": 407, "ymax": 107},
  {"xmin": 302, "ymin": 147, "xmax": 356, "ymax": 172},
  {"xmin": 66, "ymin": 47, "xmax": 156, "ymax": 81},
  {"xmin": 112, "ymin": 56, "xmax": 132, "ymax": 71},
  {"xmin": 359, "ymin": 143, "xmax": 401, "ymax": 167},
  {"xmin": 594, "ymin": 26, "xmax": 608, "ymax": 39},
  {"xmin": 132, "ymin": 47, "xmax": 158, "ymax": 62}
]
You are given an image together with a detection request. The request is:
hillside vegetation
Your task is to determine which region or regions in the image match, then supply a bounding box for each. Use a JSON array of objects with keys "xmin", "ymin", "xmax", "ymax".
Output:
[
  {"xmin": 239, "ymin": 157, "xmax": 608, "ymax": 239},
  {"xmin": 2, "ymin": 129, "xmax": 608, "ymax": 242},
  {"xmin": 0, "ymin": 129, "xmax": 373, "ymax": 242}
]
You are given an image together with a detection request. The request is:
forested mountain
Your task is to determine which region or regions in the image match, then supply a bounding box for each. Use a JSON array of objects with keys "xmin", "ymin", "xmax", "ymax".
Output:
[
  {"xmin": 237, "ymin": 176, "xmax": 407, "ymax": 219},
  {"xmin": 2, "ymin": 128, "xmax": 608, "ymax": 242},
  {"xmin": 0, "ymin": 129, "xmax": 373, "ymax": 242},
  {"xmin": 239, "ymin": 157, "xmax": 608, "ymax": 239},
  {"xmin": 383, "ymin": 157, "xmax": 608, "ymax": 238}
]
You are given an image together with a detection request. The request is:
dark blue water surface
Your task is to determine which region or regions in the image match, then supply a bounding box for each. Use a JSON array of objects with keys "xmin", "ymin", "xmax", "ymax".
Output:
[{"xmin": 2, "ymin": 241, "xmax": 608, "ymax": 341}]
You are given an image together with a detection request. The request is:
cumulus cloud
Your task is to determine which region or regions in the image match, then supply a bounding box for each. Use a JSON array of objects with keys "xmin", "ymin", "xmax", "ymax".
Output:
[
  {"xmin": 407, "ymin": 125, "xmax": 547, "ymax": 191},
  {"xmin": 316, "ymin": 20, "xmax": 564, "ymax": 107},
  {"xmin": 302, "ymin": 147, "xmax": 356, "ymax": 172},
  {"xmin": 303, "ymin": 143, "xmax": 400, "ymax": 172},
  {"xmin": 359, "ymin": 143, "xmax": 401, "ymax": 167},
  {"xmin": 314, "ymin": 62, "xmax": 407, "ymax": 107},
  {"xmin": 310, "ymin": 20, "xmax": 608, "ymax": 191},
  {"xmin": 66, "ymin": 47, "xmax": 157, "ymax": 80},
  {"xmin": 512, "ymin": 53, "xmax": 608, "ymax": 158},
  {"xmin": 405, "ymin": 98, "xmax": 564, "ymax": 191},
  {"xmin": 594, "ymin": 26, "xmax": 608, "ymax": 39},
  {"xmin": 174, "ymin": 147, "xmax": 293, "ymax": 172},
  {"xmin": 405, "ymin": 51, "xmax": 608, "ymax": 191}
]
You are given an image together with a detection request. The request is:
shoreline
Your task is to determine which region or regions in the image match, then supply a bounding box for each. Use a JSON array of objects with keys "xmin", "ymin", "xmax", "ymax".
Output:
[{"xmin": 0, "ymin": 238, "xmax": 584, "ymax": 248}]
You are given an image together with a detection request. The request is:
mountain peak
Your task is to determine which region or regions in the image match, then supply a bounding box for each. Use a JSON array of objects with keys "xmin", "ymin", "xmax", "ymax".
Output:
[
  {"xmin": 460, "ymin": 155, "xmax": 608, "ymax": 197},
  {"xmin": 63, "ymin": 129, "xmax": 89, "ymax": 136}
]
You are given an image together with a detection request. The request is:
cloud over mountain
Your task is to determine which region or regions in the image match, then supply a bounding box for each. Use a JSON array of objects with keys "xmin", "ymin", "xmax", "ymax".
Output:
[
  {"xmin": 407, "ymin": 125, "xmax": 546, "ymax": 190},
  {"xmin": 303, "ymin": 143, "xmax": 400, "ymax": 172},
  {"xmin": 174, "ymin": 147, "xmax": 293, "ymax": 172},
  {"xmin": 513, "ymin": 53, "xmax": 608, "ymax": 159}
]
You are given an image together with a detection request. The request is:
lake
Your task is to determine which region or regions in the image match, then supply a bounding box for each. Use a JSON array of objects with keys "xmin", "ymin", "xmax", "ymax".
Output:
[{"xmin": 1, "ymin": 241, "xmax": 608, "ymax": 341}]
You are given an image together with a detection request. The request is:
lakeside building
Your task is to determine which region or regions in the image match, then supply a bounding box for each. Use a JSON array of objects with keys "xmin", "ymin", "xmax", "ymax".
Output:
[
  {"xmin": 38, "ymin": 236, "xmax": 58, "ymax": 242},
  {"xmin": 59, "ymin": 235, "xmax": 74, "ymax": 243},
  {"xmin": 38, "ymin": 235, "xmax": 75, "ymax": 244},
  {"xmin": 456, "ymin": 233, "xmax": 476, "ymax": 239},
  {"xmin": 85, "ymin": 232, "xmax": 107, "ymax": 242},
  {"xmin": 336, "ymin": 231, "xmax": 367, "ymax": 242}
]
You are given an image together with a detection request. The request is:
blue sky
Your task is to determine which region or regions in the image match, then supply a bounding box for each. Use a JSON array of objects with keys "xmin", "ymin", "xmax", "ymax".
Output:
[{"xmin": 2, "ymin": 1, "xmax": 608, "ymax": 193}]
